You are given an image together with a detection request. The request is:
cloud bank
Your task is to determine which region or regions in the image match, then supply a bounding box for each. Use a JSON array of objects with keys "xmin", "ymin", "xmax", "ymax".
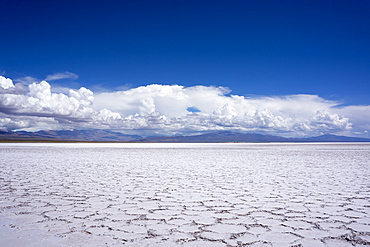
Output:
[{"xmin": 0, "ymin": 76, "xmax": 368, "ymax": 137}]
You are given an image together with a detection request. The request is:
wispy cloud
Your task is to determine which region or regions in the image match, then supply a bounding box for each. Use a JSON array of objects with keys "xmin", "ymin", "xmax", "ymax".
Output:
[
  {"xmin": 0, "ymin": 76, "xmax": 368, "ymax": 137},
  {"xmin": 45, "ymin": 71, "xmax": 78, "ymax": 81},
  {"xmin": 14, "ymin": 76, "xmax": 38, "ymax": 85}
]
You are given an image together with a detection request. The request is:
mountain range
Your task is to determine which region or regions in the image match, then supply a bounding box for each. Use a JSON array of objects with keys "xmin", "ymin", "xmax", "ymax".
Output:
[
  {"xmin": 0, "ymin": 129, "xmax": 140, "ymax": 142},
  {"xmin": 1, "ymin": 129, "xmax": 370, "ymax": 143}
]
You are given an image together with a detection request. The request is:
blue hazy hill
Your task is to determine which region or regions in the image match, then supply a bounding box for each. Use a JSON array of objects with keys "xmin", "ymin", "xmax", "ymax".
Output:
[{"xmin": 1, "ymin": 130, "xmax": 370, "ymax": 142}]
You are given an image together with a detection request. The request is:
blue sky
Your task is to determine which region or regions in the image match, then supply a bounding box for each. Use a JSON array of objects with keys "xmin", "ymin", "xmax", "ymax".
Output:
[{"xmin": 0, "ymin": 0, "xmax": 369, "ymax": 137}]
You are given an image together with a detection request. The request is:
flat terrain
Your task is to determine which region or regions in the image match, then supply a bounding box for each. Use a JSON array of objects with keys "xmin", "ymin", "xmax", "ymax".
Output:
[{"xmin": 0, "ymin": 143, "xmax": 369, "ymax": 246}]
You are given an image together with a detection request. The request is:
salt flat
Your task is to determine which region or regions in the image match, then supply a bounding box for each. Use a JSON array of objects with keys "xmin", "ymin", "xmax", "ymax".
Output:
[{"xmin": 0, "ymin": 143, "xmax": 369, "ymax": 246}]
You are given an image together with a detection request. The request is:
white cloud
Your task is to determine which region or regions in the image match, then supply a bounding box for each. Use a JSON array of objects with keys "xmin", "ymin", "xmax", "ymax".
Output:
[
  {"xmin": 0, "ymin": 76, "xmax": 15, "ymax": 89},
  {"xmin": 0, "ymin": 76, "xmax": 120, "ymax": 131},
  {"xmin": 0, "ymin": 76, "xmax": 367, "ymax": 137},
  {"xmin": 94, "ymin": 84, "xmax": 353, "ymax": 136},
  {"xmin": 0, "ymin": 76, "xmax": 27, "ymax": 94},
  {"xmin": 45, "ymin": 71, "xmax": 78, "ymax": 81},
  {"xmin": 333, "ymin": 105, "xmax": 370, "ymax": 136}
]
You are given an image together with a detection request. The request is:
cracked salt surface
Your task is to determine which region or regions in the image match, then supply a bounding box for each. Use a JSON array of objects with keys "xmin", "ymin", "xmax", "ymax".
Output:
[{"xmin": 0, "ymin": 142, "xmax": 370, "ymax": 246}]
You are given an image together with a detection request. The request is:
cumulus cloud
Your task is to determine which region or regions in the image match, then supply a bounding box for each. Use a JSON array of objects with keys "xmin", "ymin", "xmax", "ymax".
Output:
[
  {"xmin": 333, "ymin": 105, "xmax": 370, "ymax": 136},
  {"xmin": 0, "ymin": 76, "xmax": 120, "ymax": 131},
  {"xmin": 0, "ymin": 76, "xmax": 367, "ymax": 137},
  {"xmin": 0, "ymin": 76, "xmax": 27, "ymax": 94},
  {"xmin": 45, "ymin": 71, "xmax": 78, "ymax": 81},
  {"xmin": 0, "ymin": 76, "xmax": 14, "ymax": 90},
  {"xmin": 94, "ymin": 84, "xmax": 353, "ymax": 136}
]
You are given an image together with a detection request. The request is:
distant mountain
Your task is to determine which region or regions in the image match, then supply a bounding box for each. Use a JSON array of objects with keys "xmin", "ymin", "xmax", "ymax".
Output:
[
  {"xmin": 303, "ymin": 134, "xmax": 370, "ymax": 142},
  {"xmin": 0, "ymin": 129, "xmax": 141, "ymax": 142},
  {"xmin": 1, "ymin": 130, "xmax": 370, "ymax": 142},
  {"xmin": 139, "ymin": 131, "xmax": 289, "ymax": 143},
  {"xmin": 139, "ymin": 131, "xmax": 370, "ymax": 143}
]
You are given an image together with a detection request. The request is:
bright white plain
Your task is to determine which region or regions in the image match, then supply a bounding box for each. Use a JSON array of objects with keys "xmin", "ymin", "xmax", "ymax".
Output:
[{"xmin": 0, "ymin": 143, "xmax": 369, "ymax": 246}]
